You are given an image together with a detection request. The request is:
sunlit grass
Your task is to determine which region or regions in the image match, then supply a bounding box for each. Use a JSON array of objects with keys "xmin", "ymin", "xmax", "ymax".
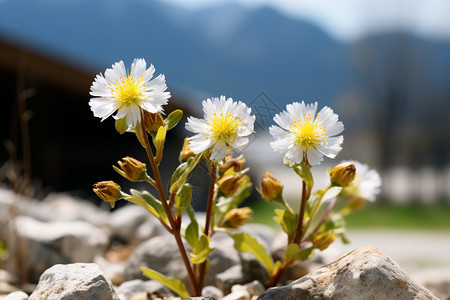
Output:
[{"xmin": 249, "ymin": 200, "xmax": 450, "ymax": 231}]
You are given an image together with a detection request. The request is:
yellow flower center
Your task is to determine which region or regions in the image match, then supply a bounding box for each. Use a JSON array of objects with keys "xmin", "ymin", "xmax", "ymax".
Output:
[
  {"xmin": 289, "ymin": 113, "xmax": 327, "ymax": 147},
  {"xmin": 111, "ymin": 75, "xmax": 145, "ymax": 107},
  {"xmin": 205, "ymin": 111, "xmax": 241, "ymax": 144}
]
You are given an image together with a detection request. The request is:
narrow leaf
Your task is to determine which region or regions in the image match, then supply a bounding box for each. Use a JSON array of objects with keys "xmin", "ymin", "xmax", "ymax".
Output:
[
  {"xmin": 130, "ymin": 189, "xmax": 167, "ymax": 222},
  {"xmin": 292, "ymin": 161, "xmax": 314, "ymax": 187},
  {"xmin": 115, "ymin": 117, "xmax": 129, "ymax": 134},
  {"xmin": 232, "ymin": 232, "xmax": 274, "ymax": 273},
  {"xmin": 322, "ymin": 186, "xmax": 342, "ymax": 202},
  {"xmin": 176, "ymin": 184, "xmax": 192, "ymax": 210},
  {"xmin": 140, "ymin": 267, "xmax": 190, "ymax": 298},
  {"xmin": 170, "ymin": 154, "xmax": 201, "ymax": 193},
  {"xmin": 153, "ymin": 126, "xmax": 167, "ymax": 165},
  {"xmin": 164, "ymin": 109, "xmax": 183, "ymax": 130}
]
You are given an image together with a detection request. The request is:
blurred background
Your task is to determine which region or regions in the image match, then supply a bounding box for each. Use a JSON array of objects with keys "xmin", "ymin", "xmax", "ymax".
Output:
[{"xmin": 0, "ymin": 0, "xmax": 450, "ymax": 231}]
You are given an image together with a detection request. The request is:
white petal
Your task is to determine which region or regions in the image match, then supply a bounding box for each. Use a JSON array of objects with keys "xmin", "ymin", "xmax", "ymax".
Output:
[
  {"xmin": 186, "ymin": 117, "xmax": 207, "ymax": 133},
  {"xmin": 210, "ymin": 142, "xmax": 227, "ymax": 161},
  {"xmin": 285, "ymin": 146, "xmax": 303, "ymax": 165},
  {"xmin": 231, "ymin": 137, "xmax": 249, "ymax": 150},
  {"xmin": 131, "ymin": 58, "xmax": 146, "ymax": 79},
  {"xmin": 125, "ymin": 105, "xmax": 141, "ymax": 127},
  {"xmin": 143, "ymin": 64, "xmax": 155, "ymax": 83},
  {"xmin": 319, "ymin": 136, "xmax": 343, "ymax": 158},
  {"xmin": 188, "ymin": 134, "xmax": 213, "ymax": 153},
  {"xmin": 105, "ymin": 61, "xmax": 126, "ymax": 83},
  {"xmin": 273, "ymin": 111, "xmax": 292, "ymax": 130},
  {"xmin": 89, "ymin": 98, "xmax": 117, "ymax": 120},
  {"xmin": 306, "ymin": 148, "xmax": 324, "ymax": 166},
  {"xmin": 269, "ymin": 125, "xmax": 286, "ymax": 140}
]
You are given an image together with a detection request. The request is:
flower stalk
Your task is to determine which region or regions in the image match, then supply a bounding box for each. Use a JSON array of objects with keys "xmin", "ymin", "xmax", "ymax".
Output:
[{"xmin": 138, "ymin": 109, "xmax": 200, "ymax": 296}]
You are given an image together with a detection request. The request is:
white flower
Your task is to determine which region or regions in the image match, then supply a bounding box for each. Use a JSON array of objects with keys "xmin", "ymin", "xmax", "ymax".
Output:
[
  {"xmin": 89, "ymin": 59, "xmax": 170, "ymax": 128},
  {"xmin": 344, "ymin": 161, "xmax": 381, "ymax": 202},
  {"xmin": 270, "ymin": 101, "xmax": 344, "ymax": 166},
  {"xmin": 185, "ymin": 96, "xmax": 255, "ymax": 161}
]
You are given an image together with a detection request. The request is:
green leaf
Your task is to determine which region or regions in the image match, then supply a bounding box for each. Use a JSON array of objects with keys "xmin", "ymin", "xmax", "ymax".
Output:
[
  {"xmin": 170, "ymin": 154, "xmax": 202, "ymax": 193},
  {"xmin": 153, "ymin": 126, "xmax": 167, "ymax": 165},
  {"xmin": 164, "ymin": 109, "xmax": 183, "ymax": 130},
  {"xmin": 273, "ymin": 209, "xmax": 298, "ymax": 238},
  {"xmin": 292, "ymin": 161, "xmax": 314, "ymax": 188},
  {"xmin": 232, "ymin": 232, "xmax": 274, "ymax": 273},
  {"xmin": 284, "ymin": 243, "xmax": 301, "ymax": 262},
  {"xmin": 190, "ymin": 248, "xmax": 213, "ymax": 264},
  {"xmin": 115, "ymin": 117, "xmax": 129, "ymax": 134},
  {"xmin": 185, "ymin": 219, "xmax": 199, "ymax": 249},
  {"xmin": 175, "ymin": 184, "xmax": 192, "ymax": 213},
  {"xmin": 129, "ymin": 189, "xmax": 167, "ymax": 222},
  {"xmin": 297, "ymin": 246, "xmax": 315, "ymax": 260},
  {"xmin": 322, "ymin": 186, "xmax": 342, "ymax": 202},
  {"xmin": 140, "ymin": 267, "xmax": 190, "ymax": 298}
]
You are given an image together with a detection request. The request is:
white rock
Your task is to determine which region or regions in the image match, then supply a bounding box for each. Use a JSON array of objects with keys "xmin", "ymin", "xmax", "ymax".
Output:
[
  {"xmin": 29, "ymin": 263, "xmax": 119, "ymax": 300},
  {"xmin": 202, "ymin": 285, "xmax": 223, "ymax": 299},
  {"xmin": 116, "ymin": 279, "xmax": 171, "ymax": 300},
  {"xmin": 42, "ymin": 192, "xmax": 109, "ymax": 226},
  {"xmin": 108, "ymin": 204, "xmax": 156, "ymax": 243},
  {"xmin": 5, "ymin": 291, "xmax": 28, "ymax": 300},
  {"xmin": 257, "ymin": 246, "xmax": 439, "ymax": 300},
  {"xmin": 245, "ymin": 280, "xmax": 265, "ymax": 297},
  {"xmin": 222, "ymin": 289, "xmax": 250, "ymax": 300},
  {"xmin": 124, "ymin": 233, "xmax": 239, "ymax": 287},
  {"xmin": 15, "ymin": 215, "xmax": 109, "ymax": 282}
]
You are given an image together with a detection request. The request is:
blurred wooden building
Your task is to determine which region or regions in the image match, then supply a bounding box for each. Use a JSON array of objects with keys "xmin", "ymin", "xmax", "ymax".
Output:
[{"xmin": 0, "ymin": 36, "xmax": 188, "ymax": 198}]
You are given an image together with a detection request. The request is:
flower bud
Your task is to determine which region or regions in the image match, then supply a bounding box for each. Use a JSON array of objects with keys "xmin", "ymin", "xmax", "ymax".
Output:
[
  {"xmin": 219, "ymin": 155, "xmax": 245, "ymax": 174},
  {"xmin": 143, "ymin": 111, "xmax": 164, "ymax": 133},
  {"xmin": 116, "ymin": 156, "xmax": 148, "ymax": 181},
  {"xmin": 223, "ymin": 207, "xmax": 253, "ymax": 228},
  {"xmin": 329, "ymin": 161, "xmax": 356, "ymax": 187},
  {"xmin": 93, "ymin": 181, "xmax": 122, "ymax": 208},
  {"xmin": 311, "ymin": 231, "xmax": 337, "ymax": 251},
  {"xmin": 217, "ymin": 174, "xmax": 243, "ymax": 197},
  {"xmin": 179, "ymin": 138, "xmax": 195, "ymax": 162},
  {"xmin": 261, "ymin": 171, "xmax": 283, "ymax": 201}
]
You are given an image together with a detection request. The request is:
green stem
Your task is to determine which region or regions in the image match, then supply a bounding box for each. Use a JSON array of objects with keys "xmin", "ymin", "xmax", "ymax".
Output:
[
  {"xmin": 138, "ymin": 112, "xmax": 200, "ymax": 296},
  {"xmin": 292, "ymin": 178, "xmax": 311, "ymax": 245}
]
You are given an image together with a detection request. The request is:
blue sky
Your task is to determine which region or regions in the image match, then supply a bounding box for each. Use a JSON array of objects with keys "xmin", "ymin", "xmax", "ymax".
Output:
[{"xmin": 164, "ymin": 0, "xmax": 450, "ymax": 42}]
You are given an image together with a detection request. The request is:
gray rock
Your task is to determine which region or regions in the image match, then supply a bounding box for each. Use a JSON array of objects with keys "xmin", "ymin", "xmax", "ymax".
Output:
[
  {"xmin": 123, "ymin": 235, "xmax": 189, "ymax": 285},
  {"xmin": 15, "ymin": 215, "xmax": 109, "ymax": 282},
  {"xmin": 245, "ymin": 281, "xmax": 265, "ymax": 297},
  {"xmin": 116, "ymin": 279, "xmax": 171, "ymax": 299},
  {"xmin": 5, "ymin": 291, "xmax": 28, "ymax": 300},
  {"xmin": 124, "ymin": 233, "xmax": 239, "ymax": 288},
  {"xmin": 29, "ymin": 263, "xmax": 119, "ymax": 300},
  {"xmin": 109, "ymin": 204, "xmax": 156, "ymax": 243},
  {"xmin": 42, "ymin": 192, "xmax": 109, "ymax": 226},
  {"xmin": 202, "ymin": 286, "xmax": 223, "ymax": 299},
  {"xmin": 257, "ymin": 246, "xmax": 439, "ymax": 300},
  {"xmin": 216, "ymin": 265, "xmax": 246, "ymax": 295}
]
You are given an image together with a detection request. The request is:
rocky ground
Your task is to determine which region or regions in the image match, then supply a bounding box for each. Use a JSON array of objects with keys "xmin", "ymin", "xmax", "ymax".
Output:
[{"xmin": 0, "ymin": 187, "xmax": 448, "ymax": 299}]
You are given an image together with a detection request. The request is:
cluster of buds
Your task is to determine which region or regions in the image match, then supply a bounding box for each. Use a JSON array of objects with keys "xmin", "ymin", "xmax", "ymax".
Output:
[
  {"xmin": 260, "ymin": 171, "xmax": 283, "ymax": 202},
  {"xmin": 114, "ymin": 157, "xmax": 150, "ymax": 182},
  {"xmin": 143, "ymin": 111, "xmax": 164, "ymax": 134},
  {"xmin": 179, "ymin": 138, "xmax": 196, "ymax": 162},
  {"xmin": 310, "ymin": 230, "xmax": 338, "ymax": 251},
  {"xmin": 219, "ymin": 155, "xmax": 245, "ymax": 174},
  {"xmin": 93, "ymin": 181, "xmax": 122, "ymax": 208},
  {"xmin": 329, "ymin": 161, "xmax": 356, "ymax": 187},
  {"xmin": 223, "ymin": 207, "xmax": 253, "ymax": 228},
  {"xmin": 217, "ymin": 174, "xmax": 244, "ymax": 197}
]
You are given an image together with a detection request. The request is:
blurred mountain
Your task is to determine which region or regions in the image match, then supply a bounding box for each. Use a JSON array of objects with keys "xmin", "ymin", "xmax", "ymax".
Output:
[{"xmin": 0, "ymin": 0, "xmax": 353, "ymax": 108}]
